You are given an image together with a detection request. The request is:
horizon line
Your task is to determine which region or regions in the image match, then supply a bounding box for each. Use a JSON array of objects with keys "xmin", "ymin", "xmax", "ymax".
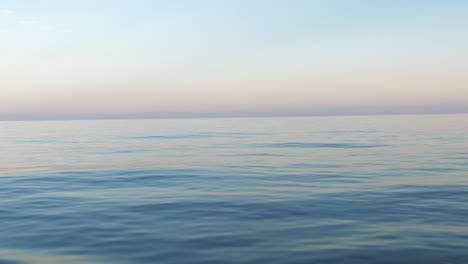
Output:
[{"xmin": 1, "ymin": 111, "xmax": 467, "ymax": 122}]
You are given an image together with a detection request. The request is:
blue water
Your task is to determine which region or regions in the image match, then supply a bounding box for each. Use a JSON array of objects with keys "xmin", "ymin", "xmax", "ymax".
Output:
[{"xmin": 1, "ymin": 115, "xmax": 468, "ymax": 264}]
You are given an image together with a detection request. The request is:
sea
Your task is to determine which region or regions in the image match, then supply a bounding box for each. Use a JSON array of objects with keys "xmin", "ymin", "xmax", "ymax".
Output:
[{"xmin": 1, "ymin": 114, "xmax": 467, "ymax": 264}]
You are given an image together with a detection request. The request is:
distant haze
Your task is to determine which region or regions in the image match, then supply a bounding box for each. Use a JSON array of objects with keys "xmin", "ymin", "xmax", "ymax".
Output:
[{"xmin": 1, "ymin": 0, "xmax": 467, "ymax": 120}]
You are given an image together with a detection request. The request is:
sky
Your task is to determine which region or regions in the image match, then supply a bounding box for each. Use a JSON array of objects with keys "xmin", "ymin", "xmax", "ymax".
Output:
[{"xmin": 1, "ymin": 0, "xmax": 467, "ymax": 120}]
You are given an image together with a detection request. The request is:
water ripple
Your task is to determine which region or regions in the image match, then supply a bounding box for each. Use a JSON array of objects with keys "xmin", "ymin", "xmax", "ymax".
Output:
[
  {"xmin": 253, "ymin": 142, "xmax": 388, "ymax": 149},
  {"xmin": 125, "ymin": 132, "xmax": 265, "ymax": 140}
]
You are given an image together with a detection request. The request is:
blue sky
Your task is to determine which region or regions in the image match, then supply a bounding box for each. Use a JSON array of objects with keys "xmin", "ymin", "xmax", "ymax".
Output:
[{"xmin": 1, "ymin": 0, "xmax": 467, "ymax": 120}]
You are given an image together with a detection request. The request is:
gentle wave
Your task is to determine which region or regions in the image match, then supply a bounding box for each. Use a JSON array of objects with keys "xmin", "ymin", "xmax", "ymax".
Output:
[
  {"xmin": 252, "ymin": 142, "xmax": 388, "ymax": 149},
  {"xmin": 17, "ymin": 139, "xmax": 80, "ymax": 144},
  {"xmin": 125, "ymin": 132, "xmax": 266, "ymax": 140}
]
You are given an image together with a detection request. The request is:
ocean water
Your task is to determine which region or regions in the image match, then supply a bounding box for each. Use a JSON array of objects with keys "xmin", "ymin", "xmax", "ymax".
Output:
[{"xmin": 1, "ymin": 114, "xmax": 468, "ymax": 264}]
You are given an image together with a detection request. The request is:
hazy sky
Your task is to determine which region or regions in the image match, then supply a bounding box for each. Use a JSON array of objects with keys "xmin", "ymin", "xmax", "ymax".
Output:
[{"xmin": 1, "ymin": 0, "xmax": 467, "ymax": 120}]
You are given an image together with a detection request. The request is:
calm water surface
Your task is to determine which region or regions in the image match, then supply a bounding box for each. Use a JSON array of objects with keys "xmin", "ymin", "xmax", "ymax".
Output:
[{"xmin": 1, "ymin": 115, "xmax": 468, "ymax": 264}]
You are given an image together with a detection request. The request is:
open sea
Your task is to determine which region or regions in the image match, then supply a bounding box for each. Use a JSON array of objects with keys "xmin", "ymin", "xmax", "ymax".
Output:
[{"xmin": 1, "ymin": 114, "xmax": 468, "ymax": 264}]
